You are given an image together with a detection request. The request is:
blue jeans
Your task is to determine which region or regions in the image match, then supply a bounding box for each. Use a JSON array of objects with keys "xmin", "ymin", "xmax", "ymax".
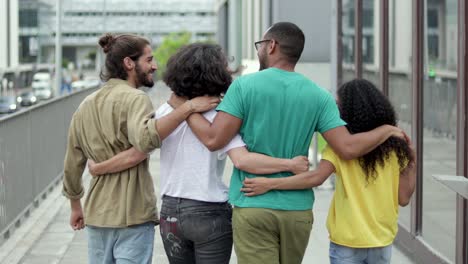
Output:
[
  {"xmin": 87, "ymin": 222, "xmax": 155, "ymax": 264},
  {"xmin": 159, "ymin": 195, "xmax": 233, "ymax": 264},
  {"xmin": 329, "ymin": 242, "xmax": 392, "ymax": 264}
]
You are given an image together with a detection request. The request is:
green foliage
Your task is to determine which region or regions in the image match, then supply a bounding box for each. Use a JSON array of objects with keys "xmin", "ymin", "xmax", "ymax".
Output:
[
  {"xmin": 201, "ymin": 37, "xmax": 216, "ymax": 44},
  {"xmin": 153, "ymin": 31, "xmax": 192, "ymax": 79},
  {"xmin": 310, "ymin": 133, "xmax": 327, "ymax": 154},
  {"xmin": 62, "ymin": 57, "xmax": 70, "ymax": 69},
  {"xmin": 87, "ymin": 51, "xmax": 96, "ymax": 61},
  {"xmin": 317, "ymin": 133, "xmax": 327, "ymax": 153}
]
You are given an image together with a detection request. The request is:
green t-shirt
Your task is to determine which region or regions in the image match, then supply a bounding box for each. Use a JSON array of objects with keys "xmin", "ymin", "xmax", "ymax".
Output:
[{"xmin": 217, "ymin": 68, "xmax": 346, "ymax": 210}]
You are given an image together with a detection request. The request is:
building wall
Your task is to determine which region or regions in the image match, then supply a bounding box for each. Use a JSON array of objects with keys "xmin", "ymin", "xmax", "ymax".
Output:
[
  {"xmin": 216, "ymin": 2, "xmax": 228, "ymax": 53},
  {"xmin": 0, "ymin": 0, "xmax": 9, "ymax": 68},
  {"xmin": 0, "ymin": 0, "xmax": 19, "ymax": 69},
  {"xmin": 9, "ymin": 0, "xmax": 19, "ymax": 68},
  {"xmin": 392, "ymin": 0, "xmax": 412, "ymax": 71},
  {"xmin": 28, "ymin": 0, "xmax": 218, "ymax": 67},
  {"xmin": 218, "ymin": 0, "xmax": 332, "ymax": 64},
  {"xmin": 272, "ymin": 0, "xmax": 331, "ymax": 62},
  {"xmin": 41, "ymin": 0, "xmax": 217, "ymax": 47}
]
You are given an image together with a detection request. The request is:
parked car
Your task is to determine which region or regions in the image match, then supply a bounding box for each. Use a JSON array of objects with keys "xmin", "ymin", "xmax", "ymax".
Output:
[
  {"xmin": 16, "ymin": 92, "xmax": 38, "ymax": 106},
  {"xmin": 32, "ymin": 72, "xmax": 53, "ymax": 100},
  {"xmin": 0, "ymin": 96, "xmax": 19, "ymax": 114}
]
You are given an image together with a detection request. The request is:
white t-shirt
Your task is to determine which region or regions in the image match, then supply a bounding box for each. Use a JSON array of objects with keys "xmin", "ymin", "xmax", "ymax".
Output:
[{"xmin": 156, "ymin": 103, "xmax": 246, "ymax": 202}]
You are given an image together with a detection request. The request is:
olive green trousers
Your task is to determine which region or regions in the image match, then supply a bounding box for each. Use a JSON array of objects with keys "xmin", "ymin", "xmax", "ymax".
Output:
[{"xmin": 233, "ymin": 207, "xmax": 314, "ymax": 264}]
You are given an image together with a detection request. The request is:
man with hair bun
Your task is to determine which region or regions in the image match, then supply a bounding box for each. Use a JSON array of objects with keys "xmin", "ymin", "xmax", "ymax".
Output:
[{"xmin": 62, "ymin": 33, "xmax": 219, "ymax": 264}]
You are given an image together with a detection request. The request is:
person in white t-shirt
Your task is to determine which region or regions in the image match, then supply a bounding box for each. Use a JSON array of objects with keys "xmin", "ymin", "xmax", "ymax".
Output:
[{"xmin": 87, "ymin": 43, "xmax": 309, "ymax": 264}]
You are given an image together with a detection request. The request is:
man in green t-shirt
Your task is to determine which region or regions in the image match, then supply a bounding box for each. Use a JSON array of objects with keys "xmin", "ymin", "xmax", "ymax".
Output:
[{"xmin": 171, "ymin": 22, "xmax": 405, "ymax": 264}]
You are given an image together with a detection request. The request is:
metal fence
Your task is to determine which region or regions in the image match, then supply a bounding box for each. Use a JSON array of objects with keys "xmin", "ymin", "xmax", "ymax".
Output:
[{"xmin": 0, "ymin": 87, "xmax": 97, "ymax": 242}]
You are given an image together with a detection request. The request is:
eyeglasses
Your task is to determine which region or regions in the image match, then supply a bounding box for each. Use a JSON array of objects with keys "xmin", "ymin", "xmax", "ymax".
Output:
[{"xmin": 254, "ymin": 39, "xmax": 272, "ymax": 51}]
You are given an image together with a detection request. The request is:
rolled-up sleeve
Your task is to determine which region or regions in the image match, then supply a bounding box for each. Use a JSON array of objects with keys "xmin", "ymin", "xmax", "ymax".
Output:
[
  {"xmin": 127, "ymin": 94, "xmax": 161, "ymax": 153},
  {"xmin": 62, "ymin": 113, "xmax": 87, "ymax": 200}
]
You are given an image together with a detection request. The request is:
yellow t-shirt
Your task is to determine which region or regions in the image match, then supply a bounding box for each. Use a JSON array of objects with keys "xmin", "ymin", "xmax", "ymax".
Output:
[{"xmin": 322, "ymin": 146, "xmax": 400, "ymax": 248}]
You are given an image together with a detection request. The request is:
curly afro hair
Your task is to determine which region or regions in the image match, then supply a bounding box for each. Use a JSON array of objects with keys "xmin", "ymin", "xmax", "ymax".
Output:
[
  {"xmin": 163, "ymin": 43, "xmax": 232, "ymax": 99},
  {"xmin": 337, "ymin": 79, "xmax": 412, "ymax": 183}
]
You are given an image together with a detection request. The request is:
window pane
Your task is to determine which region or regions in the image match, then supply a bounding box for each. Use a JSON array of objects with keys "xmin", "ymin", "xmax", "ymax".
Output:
[
  {"xmin": 342, "ymin": 0, "xmax": 356, "ymax": 82},
  {"xmin": 421, "ymin": 0, "xmax": 457, "ymax": 262},
  {"xmin": 362, "ymin": 0, "xmax": 378, "ymax": 86},
  {"xmin": 388, "ymin": 0, "xmax": 413, "ymax": 229}
]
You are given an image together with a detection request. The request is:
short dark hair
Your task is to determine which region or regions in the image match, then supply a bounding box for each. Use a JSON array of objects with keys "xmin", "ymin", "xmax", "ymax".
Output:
[
  {"xmin": 163, "ymin": 43, "xmax": 232, "ymax": 99},
  {"xmin": 338, "ymin": 79, "xmax": 412, "ymax": 182},
  {"xmin": 98, "ymin": 33, "xmax": 150, "ymax": 82},
  {"xmin": 265, "ymin": 22, "xmax": 305, "ymax": 64}
]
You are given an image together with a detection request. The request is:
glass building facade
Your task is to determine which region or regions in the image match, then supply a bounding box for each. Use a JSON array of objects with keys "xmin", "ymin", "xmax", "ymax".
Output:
[{"xmin": 336, "ymin": 0, "xmax": 467, "ymax": 263}]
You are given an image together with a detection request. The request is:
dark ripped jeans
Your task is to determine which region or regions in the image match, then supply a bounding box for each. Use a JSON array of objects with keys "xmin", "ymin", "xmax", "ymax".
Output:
[{"xmin": 159, "ymin": 195, "xmax": 233, "ymax": 264}]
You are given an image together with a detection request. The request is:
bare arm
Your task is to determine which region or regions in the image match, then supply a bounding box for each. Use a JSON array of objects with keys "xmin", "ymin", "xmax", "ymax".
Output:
[
  {"xmin": 322, "ymin": 125, "xmax": 405, "ymax": 160},
  {"xmin": 398, "ymin": 144, "xmax": 417, "ymax": 206},
  {"xmin": 63, "ymin": 115, "xmax": 87, "ymax": 231},
  {"xmin": 69, "ymin": 199, "xmax": 84, "ymax": 230},
  {"xmin": 127, "ymin": 95, "xmax": 218, "ymax": 153},
  {"xmin": 168, "ymin": 93, "xmax": 242, "ymax": 151},
  {"xmin": 88, "ymin": 148, "xmax": 147, "ymax": 176},
  {"xmin": 227, "ymin": 147, "xmax": 309, "ymax": 175},
  {"xmin": 88, "ymin": 97, "xmax": 223, "ymax": 176},
  {"xmin": 186, "ymin": 112, "xmax": 242, "ymax": 151},
  {"xmin": 241, "ymin": 160, "xmax": 336, "ymax": 196},
  {"xmin": 156, "ymin": 96, "xmax": 220, "ymax": 140}
]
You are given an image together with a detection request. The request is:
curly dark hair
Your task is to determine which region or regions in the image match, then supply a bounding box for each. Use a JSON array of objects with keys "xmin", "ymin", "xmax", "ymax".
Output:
[
  {"xmin": 337, "ymin": 79, "xmax": 412, "ymax": 182},
  {"xmin": 163, "ymin": 43, "xmax": 232, "ymax": 99}
]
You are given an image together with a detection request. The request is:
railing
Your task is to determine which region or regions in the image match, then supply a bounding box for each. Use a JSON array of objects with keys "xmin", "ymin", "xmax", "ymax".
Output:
[{"xmin": 0, "ymin": 87, "xmax": 97, "ymax": 245}]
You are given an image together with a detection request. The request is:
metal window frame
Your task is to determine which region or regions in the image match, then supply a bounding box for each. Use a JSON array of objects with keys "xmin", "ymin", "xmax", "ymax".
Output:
[
  {"xmin": 7, "ymin": 0, "xmax": 11, "ymax": 67},
  {"xmin": 380, "ymin": 0, "xmax": 389, "ymax": 96},
  {"xmin": 456, "ymin": 0, "xmax": 468, "ymax": 262},
  {"xmin": 354, "ymin": 0, "xmax": 363, "ymax": 78},
  {"xmin": 411, "ymin": 0, "xmax": 424, "ymax": 239},
  {"xmin": 399, "ymin": 0, "xmax": 450, "ymax": 262},
  {"xmin": 337, "ymin": 0, "xmax": 343, "ymax": 87}
]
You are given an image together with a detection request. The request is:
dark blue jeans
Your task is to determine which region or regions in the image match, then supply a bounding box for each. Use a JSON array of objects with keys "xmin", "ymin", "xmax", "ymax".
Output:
[{"xmin": 159, "ymin": 195, "xmax": 233, "ymax": 264}]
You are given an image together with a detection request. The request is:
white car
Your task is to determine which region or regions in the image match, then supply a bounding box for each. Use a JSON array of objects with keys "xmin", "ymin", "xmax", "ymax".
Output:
[{"xmin": 32, "ymin": 72, "xmax": 53, "ymax": 100}]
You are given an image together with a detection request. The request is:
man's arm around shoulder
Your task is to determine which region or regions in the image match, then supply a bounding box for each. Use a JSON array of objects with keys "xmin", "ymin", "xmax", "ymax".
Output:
[
  {"xmin": 322, "ymin": 125, "xmax": 404, "ymax": 160},
  {"xmin": 186, "ymin": 111, "xmax": 242, "ymax": 151}
]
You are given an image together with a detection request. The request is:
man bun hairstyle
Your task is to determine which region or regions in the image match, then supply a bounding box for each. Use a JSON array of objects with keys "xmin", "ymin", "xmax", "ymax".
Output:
[
  {"xmin": 98, "ymin": 33, "xmax": 115, "ymax": 54},
  {"xmin": 98, "ymin": 33, "xmax": 150, "ymax": 82}
]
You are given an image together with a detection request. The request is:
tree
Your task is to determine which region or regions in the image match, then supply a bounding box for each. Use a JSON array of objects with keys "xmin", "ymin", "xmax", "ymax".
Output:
[
  {"xmin": 153, "ymin": 31, "xmax": 192, "ymax": 79},
  {"xmin": 87, "ymin": 51, "xmax": 96, "ymax": 62}
]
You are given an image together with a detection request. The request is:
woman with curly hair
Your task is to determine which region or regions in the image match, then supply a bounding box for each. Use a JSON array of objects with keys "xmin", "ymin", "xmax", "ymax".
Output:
[
  {"xmin": 241, "ymin": 79, "xmax": 417, "ymax": 264},
  {"xmin": 88, "ymin": 43, "xmax": 309, "ymax": 264}
]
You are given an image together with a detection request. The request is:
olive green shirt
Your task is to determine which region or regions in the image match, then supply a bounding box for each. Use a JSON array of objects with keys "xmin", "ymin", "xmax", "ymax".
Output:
[{"xmin": 62, "ymin": 78, "xmax": 161, "ymax": 227}]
